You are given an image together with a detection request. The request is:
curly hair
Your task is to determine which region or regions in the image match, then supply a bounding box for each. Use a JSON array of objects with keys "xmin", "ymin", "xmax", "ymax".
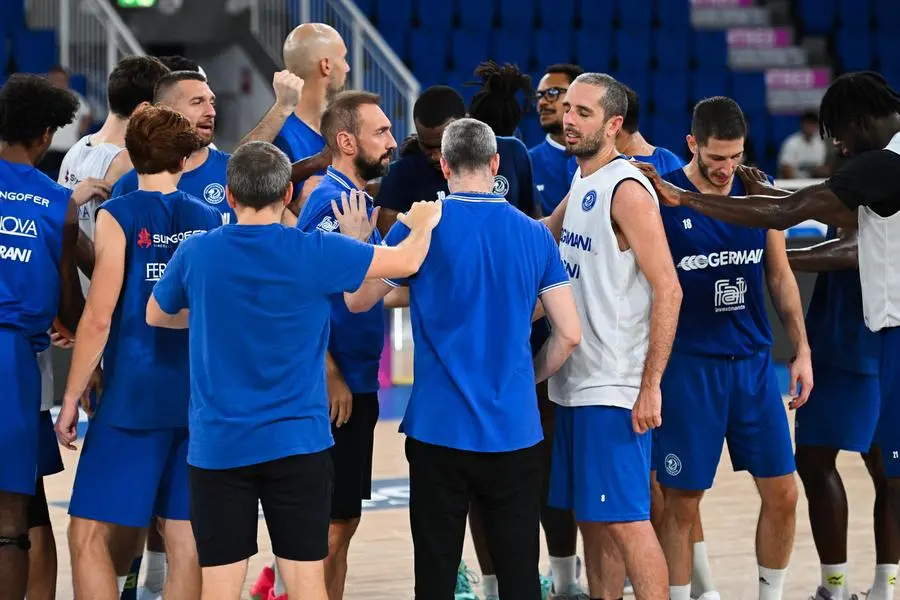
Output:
[
  {"xmin": 819, "ymin": 71, "xmax": 900, "ymax": 140},
  {"xmin": 125, "ymin": 105, "xmax": 205, "ymax": 174},
  {"xmin": 467, "ymin": 60, "xmax": 534, "ymax": 136},
  {"xmin": 0, "ymin": 74, "xmax": 80, "ymax": 146}
]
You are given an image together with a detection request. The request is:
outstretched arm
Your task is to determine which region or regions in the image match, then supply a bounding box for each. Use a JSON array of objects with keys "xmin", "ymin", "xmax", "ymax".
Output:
[{"xmin": 787, "ymin": 228, "xmax": 858, "ymax": 272}]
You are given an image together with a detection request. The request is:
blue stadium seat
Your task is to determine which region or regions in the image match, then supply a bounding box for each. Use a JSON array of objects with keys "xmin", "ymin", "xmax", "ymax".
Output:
[
  {"xmin": 652, "ymin": 70, "xmax": 690, "ymax": 114},
  {"xmin": 884, "ymin": 69, "xmax": 900, "ymax": 92},
  {"xmin": 451, "ymin": 30, "xmax": 491, "ymax": 74},
  {"xmin": 458, "ymin": 0, "xmax": 496, "ymax": 31},
  {"xmin": 535, "ymin": 29, "xmax": 573, "ymax": 68},
  {"xmin": 690, "ymin": 68, "xmax": 731, "ymax": 103},
  {"xmin": 613, "ymin": 70, "xmax": 650, "ymax": 106},
  {"xmin": 654, "ymin": 29, "xmax": 691, "ymax": 72},
  {"xmin": 519, "ymin": 116, "xmax": 544, "ymax": 149},
  {"xmin": 616, "ymin": 0, "xmax": 653, "ymax": 31},
  {"xmin": 798, "ymin": 0, "xmax": 836, "ymax": 35},
  {"xmin": 836, "ymin": 30, "xmax": 873, "ymax": 72},
  {"xmin": 730, "ymin": 72, "xmax": 767, "ymax": 115},
  {"xmin": 376, "ymin": 0, "xmax": 413, "ymax": 29},
  {"xmin": 0, "ymin": 0, "xmax": 25, "ymax": 37},
  {"xmin": 410, "ymin": 29, "xmax": 449, "ymax": 80},
  {"xmin": 69, "ymin": 74, "xmax": 88, "ymax": 98},
  {"xmin": 12, "ymin": 29, "xmax": 57, "ymax": 74},
  {"xmin": 874, "ymin": 0, "xmax": 900, "ymax": 30},
  {"xmin": 770, "ymin": 115, "xmax": 801, "ymax": 151},
  {"xmin": 353, "ymin": 0, "xmax": 376, "ymax": 18},
  {"xmin": 692, "ymin": 31, "xmax": 728, "ymax": 70},
  {"xmin": 838, "ymin": 0, "xmax": 871, "ymax": 31},
  {"xmin": 746, "ymin": 115, "xmax": 770, "ymax": 165},
  {"xmin": 876, "ymin": 31, "xmax": 900, "ymax": 71},
  {"xmin": 651, "ymin": 112, "xmax": 690, "ymax": 156},
  {"xmin": 491, "ymin": 28, "xmax": 533, "ymax": 71},
  {"xmin": 380, "ymin": 28, "xmax": 408, "ymax": 62},
  {"xmin": 499, "ymin": 0, "xmax": 535, "ymax": 29},
  {"xmin": 574, "ymin": 29, "xmax": 613, "ymax": 72},
  {"xmin": 414, "ymin": 0, "xmax": 454, "ymax": 30},
  {"xmin": 657, "ymin": 0, "xmax": 690, "ymax": 29},
  {"xmin": 446, "ymin": 70, "xmax": 480, "ymax": 105},
  {"xmin": 577, "ymin": 0, "xmax": 615, "ymax": 30},
  {"xmin": 538, "ymin": 0, "xmax": 575, "ymax": 28},
  {"xmin": 615, "ymin": 29, "xmax": 652, "ymax": 71}
]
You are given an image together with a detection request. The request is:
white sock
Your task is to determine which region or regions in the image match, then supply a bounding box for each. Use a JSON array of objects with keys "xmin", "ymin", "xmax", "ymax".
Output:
[
  {"xmin": 869, "ymin": 563, "xmax": 899, "ymax": 600},
  {"xmin": 117, "ymin": 576, "xmax": 128, "ymax": 594},
  {"xmin": 143, "ymin": 550, "xmax": 167, "ymax": 593},
  {"xmin": 482, "ymin": 574, "xmax": 498, "ymax": 597},
  {"xmin": 691, "ymin": 541, "xmax": 716, "ymax": 596},
  {"xmin": 821, "ymin": 563, "xmax": 848, "ymax": 598},
  {"xmin": 274, "ymin": 561, "xmax": 287, "ymax": 596},
  {"xmin": 549, "ymin": 555, "xmax": 577, "ymax": 592},
  {"xmin": 758, "ymin": 566, "xmax": 787, "ymax": 600},
  {"xmin": 670, "ymin": 583, "xmax": 692, "ymax": 600}
]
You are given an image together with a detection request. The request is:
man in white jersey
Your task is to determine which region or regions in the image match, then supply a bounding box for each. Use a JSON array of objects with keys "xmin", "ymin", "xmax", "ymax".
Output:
[{"xmin": 547, "ymin": 73, "xmax": 679, "ymax": 600}]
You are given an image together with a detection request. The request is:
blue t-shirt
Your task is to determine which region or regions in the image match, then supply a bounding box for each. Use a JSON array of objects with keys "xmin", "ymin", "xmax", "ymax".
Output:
[
  {"xmin": 566, "ymin": 146, "xmax": 685, "ymax": 184},
  {"xmin": 529, "ymin": 135, "xmax": 570, "ymax": 215},
  {"xmin": 273, "ymin": 114, "xmax": 327, "ymax": 170},
  {"xmin": 112, "ymin": 148, "xmax": 234, "ymax": 225},
  {"xmin": 94, "ymin": 190, "xmax": 221, "ymax": 430},
  {"xmin": 151, "ymin": 223, "xmax": 375, "ymax": 469},
  {"xmin": 297, "ymin": 166, "xmax": 384, "ymax": 394},
  {"xmin": 805, "ymin": 226, "xmax": 881, "ymax": 374},
  {"xmin": 660, "ymin": 169, "xmax": 772, "ymax": 358},
  {"xmin": 0, "ymin": 159, "xmax": 70, "ymax": 352},
  {"xmin": 382, "ymin": 192, "xmax": 570, "ymax": 453}
]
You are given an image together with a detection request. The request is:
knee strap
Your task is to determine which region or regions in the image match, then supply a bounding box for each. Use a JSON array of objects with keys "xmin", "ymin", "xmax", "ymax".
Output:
[{"xmin": 0, "ymin": 534, "xmax": 31, "ymax": 551}]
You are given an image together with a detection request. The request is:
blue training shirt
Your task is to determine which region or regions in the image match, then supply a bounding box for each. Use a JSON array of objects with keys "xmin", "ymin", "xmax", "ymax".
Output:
[
  {"xmin": 529, "ymin": 135, "xmax": 571, "ymax": 215},
  {"xmin": 805, "ymin": 226, "xmax": 881, "ymax": 375},
  {"xmin": 0, "ymin": 159, "xmax": 71, "ymax": 352},
  {"xmin": 382, "ymin": 192, "xmax": 570, "ymax": 453},
  {"xmin": 112, "ymin": 148, "xmax": 234, "ymax": 225},
  {"xmin": 151, "ymin": 223, "xmax": 375, "ymax": 470},
  {"xmin": 297, "ymin": 166, "xmax": 384, "ymax": 394},
  {"xmin": 660, "ymin": 168, "xmax": 773, "ymax": 358},
  {"xmin": 273, "ymin": 114, "xmax": 327, "ymax": 170},
  {"xmin": 94, "ymin": 190, "xmax": 221, "ymax": 430}
]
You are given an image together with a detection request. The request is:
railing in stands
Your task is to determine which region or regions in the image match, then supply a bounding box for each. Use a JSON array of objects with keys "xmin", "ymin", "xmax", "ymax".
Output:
[
  {"xmin": 247, "ymin": 0, "xmax": 419, "ymax": 142},
  {"xmin": 26, "ymin": 0, "xmax": 146, "ymax": 119}
]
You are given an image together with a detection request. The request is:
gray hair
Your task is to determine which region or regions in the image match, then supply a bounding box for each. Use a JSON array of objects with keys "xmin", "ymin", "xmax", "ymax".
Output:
[
  {"xmin": 226, "ymin": 142, "xmax": 292, "ymax": 210},
  {"xmin": 440, "ymin": 118, "xmax": 498, "ymax": 174},
  {"xmin": 574, "ymin": 73, "xmax": 628, "ymax": 120}
]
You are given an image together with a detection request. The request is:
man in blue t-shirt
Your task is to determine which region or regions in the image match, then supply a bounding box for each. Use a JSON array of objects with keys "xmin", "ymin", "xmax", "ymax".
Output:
[
  {"xmin": 294, "ymin": 90, "xmax": 398, "ymax": 600},
  {"xmin": 147, "ymin": 141, "xmax": 441, "ymax": 600},
  {"xmin": 650, "ymin": 97, "xmax": 812, "ymax": 600},
  {"xmin": 112, "ymin": 71, "xmax": 233, "ymax": 225},
  {"xmin": 344, "ymin": 117, "xmax": 581, "ymax": 600},
  {"xmin": 57, "ymin": 105, "xmax": 221, "ymax": 600}
]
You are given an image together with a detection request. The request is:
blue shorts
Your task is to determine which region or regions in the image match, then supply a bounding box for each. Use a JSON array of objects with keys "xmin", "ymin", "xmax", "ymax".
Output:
[
  {"xmin": 877, "ymin": 328, "xmax": 900, "ymax": 477},
  {"xmin": 0, "ymin": 330, "xmax": 41, "ymax": 496},
  {"xmin": 548, "ymin": 404, "xmax": 651, "ymax": 523},
  {"xmin": 69, "ymin": 421, "xmax": 190, "ymax": 527},
  {"xmin": 656, "ymin": 349, "xmax": 795, "ymax": 491},
  {"xmin": 795, "ymin": 365, "xmax": 879, "ymax": 452},
  {"xmin": 38, "ymin": 410, "xmax": 64, "ymax": 477}
]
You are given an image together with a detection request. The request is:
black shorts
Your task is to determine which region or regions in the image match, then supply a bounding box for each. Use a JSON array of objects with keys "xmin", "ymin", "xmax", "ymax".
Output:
[
  {"xmin": 27, "ymin": 478, "xmax": 50, "ymax": 529},
  {"xmin": 188, "ymin": 451, "xmax": 332, "ymax": 567},
  {"xmin": 330, "ymin": 392, "xmax": 379, "ymax": 520}
]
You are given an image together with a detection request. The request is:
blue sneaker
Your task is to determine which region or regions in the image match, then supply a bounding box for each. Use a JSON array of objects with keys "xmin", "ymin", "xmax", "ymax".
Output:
[
  {"xmin": 455, "ymin": 560, "xmax": 480, "ymax": 600},
  {"xmin": 540, "ymin": 573, "xmax": 553, "ymax": 600}
]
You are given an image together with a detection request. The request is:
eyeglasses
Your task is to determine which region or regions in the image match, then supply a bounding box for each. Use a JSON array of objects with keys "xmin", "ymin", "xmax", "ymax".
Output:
[{"xmin": 535, "ymin": 87, "xmax": 568, "ymax": 101}]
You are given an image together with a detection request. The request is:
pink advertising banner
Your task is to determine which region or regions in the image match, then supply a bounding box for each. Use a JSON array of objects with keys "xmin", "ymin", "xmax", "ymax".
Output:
[
  {"xmin": 727, "ymin": 27, "xmax": 793, "ymax": 48},
  {"xmin": 765, "ymin": 68, "xmax": 831, "ymax": 89},
  {"xmin": 691, "ymin": 0, "xmax": 753, "ymax": 7}
]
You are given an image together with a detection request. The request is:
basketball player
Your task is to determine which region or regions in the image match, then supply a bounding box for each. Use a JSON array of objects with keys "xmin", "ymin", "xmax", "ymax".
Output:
[
  {"xmin": 0, "ymin": 73, "xmax": 108, "ymax": 600},
  {"xmin": 56, "ymin": 105, "xmax": 221, "ymax": 600},
  {"xmin": 651, "ymin": 97, "xmax": 809, "ymax": 600},
  {"xmin": 145, "ymin": 140, "xmax": 442, "ymax": 600},
  {"xmin": 342, "ymin": 116, "xmax": 580, "ymax": 600},
  {"xmin": 548, "ymin": 72, "xmax": 676, "ymax": 600}
]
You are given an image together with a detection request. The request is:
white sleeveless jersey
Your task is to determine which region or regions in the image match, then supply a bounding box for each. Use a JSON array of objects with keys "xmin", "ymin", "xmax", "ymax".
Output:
[
  {"xmin": 58, "ymin": 134, "xmax": 124, "ymax": 294},
  {"xmin": 548, "ymin": 157, "xmax": 659, "ymax": 410}
]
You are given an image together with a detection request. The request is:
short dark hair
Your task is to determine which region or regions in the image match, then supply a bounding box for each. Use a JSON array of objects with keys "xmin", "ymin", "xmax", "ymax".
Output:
[
  {"xmin": 153, "ymin": 71, "xmax": 208, "ymax": 104},
  {"xmin": 572, "ymin": 73, "xmax": 628, "ymax": 120},
  {"xmin": 621, "ymin": 85, "xmax": 640, "ymax": 134},
  {"xmin": 125, "ymin": 105, "xmax": 204, "ymax": 174},
  {"xmin": 226, "ymin": 142, "xmax": 292, "ymax": 210},
  {"xmin": 320, "ymin": 90, "xmax": 381, "ymax": 152},
  {"xmin": 0, "ymin": 74, "xmax": 80, "ymax": 146},
  {"xmin": 691, "ymin": 96, "xmax": 747, "ymax": 144},
  {"xmin": 413, "ymin": 85, "xmax": 467, "ymax": 128},
  {"xmin": 107, "ymin": 55, "xmax": 170, "ymax": 118},
  {"xmin": 468, "ymin": 60, "xmax": 534, "ymax": 136},
  {"xmin": 156, "ymin": 55, "xmax": 200, "ymax": 73},
  {"xmin": 545, "ymin": 63, "xmax": 584, "ymax": 84},
  {"xmin": 801, "ymin": 109, "xmax": 818, "ymax": 125},
  {"xmin": 819, "ymin": 71, "xmax": 900, "ymax": 140}
]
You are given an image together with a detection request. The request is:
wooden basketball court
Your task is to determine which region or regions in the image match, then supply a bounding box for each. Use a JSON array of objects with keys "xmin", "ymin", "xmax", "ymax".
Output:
[{"xmin": 43, "ymin": 399, "xmax": 883, "ymax": 600}]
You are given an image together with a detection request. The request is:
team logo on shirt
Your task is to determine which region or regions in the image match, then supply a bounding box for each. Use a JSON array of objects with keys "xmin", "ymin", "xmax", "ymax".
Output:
[
  {"xmin": 137, "ymin": 227, "xmax": 207, "ymax": 249},
  {"xmin": 676, "ymin": 249, "xmax": 764, "ymax": 271},
  {"xmin": 137, "ymin": 228, "xmax": 152, "ymax": 249},
  {"xmin": 664, "ymin": 453, "xmax": 682, "ymax": 477},
  {"xmin": 0, "ymin": 216, "xmax": 38, "ymax": 239},
  {"xmin": 203, "ymin": 183, "xmax": 226, "ymax": 205},
  {"xmin": 581, "ymin": 190, "xmax": 597, "ymax": 212},
  {"xmin": 317, "ymin": 216, "xmax": 340, "ymax": 233},
  {"xmin": 492, "ymin": 175, "xmax": 510, "ymax": 196},
  {"xmin": 714, "ymin": 277, "xmax": 748, "ymax": 313}
]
